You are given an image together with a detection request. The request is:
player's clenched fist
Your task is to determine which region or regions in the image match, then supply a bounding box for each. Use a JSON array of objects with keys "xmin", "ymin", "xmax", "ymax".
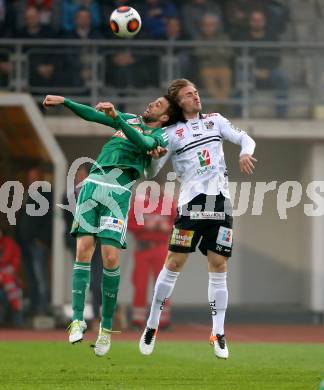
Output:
[
  {"xmin": 42, "ymin": 95, "xmax": 64, "ymax": 108},
  {"xmin": 95, "ymin": 102, "xmax": 117, "ymax": 119},
  {"xmin": 239, "ymin": 154, "xmax": 257, "ymax": 175}
]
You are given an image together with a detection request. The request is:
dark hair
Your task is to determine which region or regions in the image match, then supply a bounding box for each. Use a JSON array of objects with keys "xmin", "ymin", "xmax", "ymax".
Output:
[
  {"xmin": 163, "ymin": 94, "xmax": 184, "ymax": 126},
  {"xmin": 167, "ymin": 79, "xmax": 196, "ymax": 103}
]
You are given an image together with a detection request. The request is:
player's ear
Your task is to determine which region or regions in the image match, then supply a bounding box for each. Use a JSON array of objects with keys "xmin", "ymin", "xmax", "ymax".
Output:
[{"xmin": 160, "ymin": 114, "xmax": 169, "ymax": 124}]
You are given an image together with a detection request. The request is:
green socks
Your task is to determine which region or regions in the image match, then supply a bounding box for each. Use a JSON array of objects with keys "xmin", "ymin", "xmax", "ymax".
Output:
[
  {"xmin": 71, "ymin": 261, "xmax": 91, "ymax": 321},
  {"xmin": 101, "ymin": 266, "xmax": 120, "ymax": 330},
  {"xmin": 71, "ymin": 262, "xmax": 120, "ymax": 329}
]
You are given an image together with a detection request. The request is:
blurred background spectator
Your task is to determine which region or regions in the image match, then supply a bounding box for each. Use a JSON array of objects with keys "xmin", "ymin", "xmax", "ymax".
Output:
[
  {"xmin": 62, "ymin": 7, "xmax": 103, "ymax": 91},
  {"xmin": 140, "ymin": 0, "xmax": 178, "ymax": 39},
  {"xmin": 16, "ymin": 6, "xmax": 58, "ymax": 89},
  {"xmin": 164, "ymin": 17, "xmax": 191, "ymax": 80},
  {"xmin": 128, "ymin": 191, "xmax": 176, "ymax": 330},
  {"xmin": 0, "ymin": 1, "xmax": 17, "ymax": 87},
  {"xmin": 16, "ymin": 166, "xmax": 52, "ymax": 317},
  {"xmin": 61, "ymin": 0, "xmax": 101, "ymax": 33},
  {"xmin": 16, "ymin": 6, "xmax": 54, "ymax": 38},
  {"xmin": 0, "ymin": 50, "xmax": 11, "ymax": 88},
  {"xmin": 0, "ymin": 0, "xmax": 17, "ymax": 37},
  {"xmin": 63, "ymin": 5, "xmax": 102, "ymax": 38},
  {"xmin": 15, "ymin": 0, "xmax": 61, "ymax": 32},
  {"xmin": 0, "ymin": 227, "xmax": 23, "ymax": 328},
  {"xmin": 239, "ymin": 9, "xmax": 289, "ymax": 118},
  {"xmin": 195, "ymin": 13, "xmax": 232, "ymax": 106},
  {"xmin": 182, "ymin": 0, "xmax": 223, "ymax": 40}
]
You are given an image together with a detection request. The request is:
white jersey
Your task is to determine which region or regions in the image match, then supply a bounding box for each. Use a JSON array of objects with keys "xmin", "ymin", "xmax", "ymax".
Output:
[{"xmin": 145, "ymin": 113, "xmax": 256, "ymax": 207}]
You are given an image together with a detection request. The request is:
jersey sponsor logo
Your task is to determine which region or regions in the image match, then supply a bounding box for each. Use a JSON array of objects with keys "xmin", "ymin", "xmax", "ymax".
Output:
[
  {"xmin": 175, "ymin": 128, "xmax": 185, "ymax": 139},
  {"xmin": 204, "ymin": 120, "xmax": 214, "ymax": 130},
  {"xmin": 113, "ymin": 130, "xmax": 127, "ymax": 139},
  {"xmin": 170, "ymin": 228, "xmax": 194, "ymax": 247},
  {"xmin": 190, "ymin": 211, "xmax": 225, "ymax": 220},
  {"xmin": 113, "ymin": 126, "xmax": 143, "ymax": 140},
  {"xmin": 198, "ymin": 149, "xmax": 211, "ymax": 167},
  {"xmin": 126, "ymin": 117, "xmax": 142, "ymax": 125},
  {"xmin": 216, "ymin": 226, "xmax": 233, "ymax": 247},
  {"xmin": 193, "ymin": 133, "xmax": 202, "ymax": 137},
  {"xmin": 196, "ymin": 149, "xmax": 217, "ymax": 175},
  {"xmin": 143, "ymin": 129, "xmax": 152, "ymax": 135},
  {"xmin": 191, "ymin": 121, "xmax": 199, "ymax": 131},
  {"xmin": 100, "ymin": 216, "xmax": 124, "ymax": 233}
]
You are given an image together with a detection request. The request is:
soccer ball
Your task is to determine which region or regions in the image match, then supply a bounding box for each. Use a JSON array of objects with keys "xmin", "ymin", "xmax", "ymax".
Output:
[{"xmin": 110, "ymin": 6, "xmax": 142, "ymax": 38}]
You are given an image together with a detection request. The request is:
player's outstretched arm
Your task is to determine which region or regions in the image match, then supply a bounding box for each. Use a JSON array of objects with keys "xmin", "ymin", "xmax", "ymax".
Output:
[
  {"xmin": 96, "ymin": 102, "xmax": 167, "ymax": 152},
  {"xmin": 43, "ymin": 95, "xmax": 116, "ymax": 127}
]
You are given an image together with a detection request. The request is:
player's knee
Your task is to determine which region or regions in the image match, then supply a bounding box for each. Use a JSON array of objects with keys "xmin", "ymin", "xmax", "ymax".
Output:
[
  {"xmin": 102, "ymin": 248, "xmax": 120, "ymax": 269},
  {"xmin": 165, "ymin": 252, "xmax": 186, "ymax": 272},
  {"xmin": 76, "ymin": 237, "xmax": 95, "ymax": 260},
  {"xmin": 209, "ymin": 255, "xmax": 228, "ymax": 273},
  {"xmin": 215, "ymin": 261, "xmax": 227, "ymax": 273}
]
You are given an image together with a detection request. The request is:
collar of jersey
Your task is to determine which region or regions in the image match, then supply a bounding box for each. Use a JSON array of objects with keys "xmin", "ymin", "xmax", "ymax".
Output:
[{"xmin": 184, "ymin": 112, "xmax": 203, "ymax": 123}]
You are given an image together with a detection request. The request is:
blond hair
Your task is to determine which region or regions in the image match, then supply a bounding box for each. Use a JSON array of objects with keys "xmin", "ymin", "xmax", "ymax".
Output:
[{"xmin": 167, "ymin": 79, "xmax": 195, "ymax": 102}]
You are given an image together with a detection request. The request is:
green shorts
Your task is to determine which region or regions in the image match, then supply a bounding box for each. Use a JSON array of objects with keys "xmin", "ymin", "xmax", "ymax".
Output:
[{"xmin": 71, "ymin": 169, "xmax": 135, "ymax": 249}]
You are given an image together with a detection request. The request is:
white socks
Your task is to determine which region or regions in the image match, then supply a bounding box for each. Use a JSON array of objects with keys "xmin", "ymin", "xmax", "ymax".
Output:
[
  {"xmin": 208, "ymin": 272, "xmax": 228, "ymax": 336},
  {"xmin": 147, "ymin": 266, "xmax": 179, "ymax": 329}
]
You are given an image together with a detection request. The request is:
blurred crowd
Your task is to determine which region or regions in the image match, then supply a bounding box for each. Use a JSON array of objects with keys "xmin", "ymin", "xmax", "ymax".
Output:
[
  {"xmin": 0, "ymin": 0, "xmax": 289, "ymax": 40},
  {"xmin": 0, "ymin": 166, "xmax": 52, "ymax": 328},
  {"xmin": 0, "ymin": 0, "xmax": 290, "ymax": 116}
]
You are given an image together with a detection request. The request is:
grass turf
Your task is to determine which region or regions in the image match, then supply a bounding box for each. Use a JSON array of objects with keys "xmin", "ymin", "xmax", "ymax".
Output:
[{"xmin": 0, "ymin": 341, "xmax": 323, "ymax": 389}]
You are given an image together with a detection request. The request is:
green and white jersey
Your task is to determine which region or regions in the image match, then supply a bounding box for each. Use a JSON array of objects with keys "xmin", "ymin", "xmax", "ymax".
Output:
[
  {"xmin": 63, "ymin": 99, "xmax": 168, "ymax": 179},
  {"xmin": 93, "ymin": 113, "xmax": 168, "ymax": 178}
]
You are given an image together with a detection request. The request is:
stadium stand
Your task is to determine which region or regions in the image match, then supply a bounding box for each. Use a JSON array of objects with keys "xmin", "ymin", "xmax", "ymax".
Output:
[{"xmin": 1, "ymin": 0, "xmax": 323, "ymax": 118}]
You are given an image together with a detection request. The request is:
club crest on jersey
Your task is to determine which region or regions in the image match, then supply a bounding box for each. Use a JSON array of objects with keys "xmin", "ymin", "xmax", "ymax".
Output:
[
  {"xmin": 204, "ymin": 120, "xmax": 214, "ymax": 130},
  {"xmin": 175, "ymin": 128, "xmax": 185, "ymax": 139}
]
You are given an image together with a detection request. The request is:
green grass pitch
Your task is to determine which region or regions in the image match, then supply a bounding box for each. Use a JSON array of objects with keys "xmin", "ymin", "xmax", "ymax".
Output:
[{"xmin": 1, "ymin": 341, "xmax": 323, "ymax": 389}]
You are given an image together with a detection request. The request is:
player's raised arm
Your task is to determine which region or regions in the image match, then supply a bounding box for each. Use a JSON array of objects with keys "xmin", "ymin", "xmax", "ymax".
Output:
[
  {"xmin": 96, "ymin": 102, "xmax": 168, "ymax": 152},
  {"xmin": 218, "ymin": 114, "xmax": 257, "ymax": 175},
  {"xmin": 42, "ymin": 95, "xmax": 117, "ymax": 127}
]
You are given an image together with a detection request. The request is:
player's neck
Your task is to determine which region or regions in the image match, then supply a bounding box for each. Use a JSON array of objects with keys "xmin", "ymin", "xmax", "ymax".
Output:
[
  {"xmin": 184, "ymin": 111, "xmax": 199, "ymax": 120},
  {"xmin": 144, "ymin": 120, "xmax": 161, "ymax": 128}
]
